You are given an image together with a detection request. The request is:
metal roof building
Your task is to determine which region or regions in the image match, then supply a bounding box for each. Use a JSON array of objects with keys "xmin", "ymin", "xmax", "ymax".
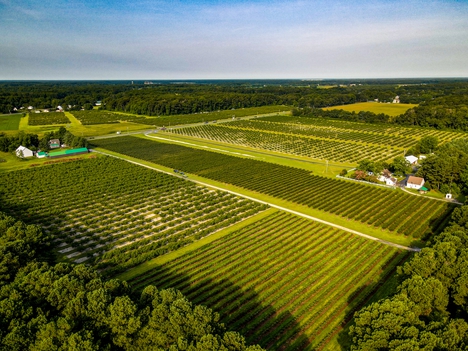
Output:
[{"xmin": 48, "ymin": 148, "xmax": 88, "ymax": 158}]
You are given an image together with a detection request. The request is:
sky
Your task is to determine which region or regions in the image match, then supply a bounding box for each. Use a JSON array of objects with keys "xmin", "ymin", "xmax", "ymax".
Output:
[{"xmin": 1, "ymin": 0, "xmax": 467, "ymax": 80}]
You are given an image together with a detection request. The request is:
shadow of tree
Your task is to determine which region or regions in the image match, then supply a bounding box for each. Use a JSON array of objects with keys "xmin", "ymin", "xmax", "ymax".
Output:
[
  {"xmin": 127, "ymin": 264, "xmax": 302, "ymax": 350},
  {"xmin": 336, "ymin": 251, "xmax": 410, "ymax": 351}
]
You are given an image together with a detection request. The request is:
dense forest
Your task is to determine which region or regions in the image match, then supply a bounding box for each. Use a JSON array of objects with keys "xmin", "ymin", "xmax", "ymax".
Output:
[
  {"xmin": 1, "ymin": 79, "xmax": 468, "ymax": 118},
  {"xmin": 0, "ymin": 211, "xmax": 264, "ymax": 351}
]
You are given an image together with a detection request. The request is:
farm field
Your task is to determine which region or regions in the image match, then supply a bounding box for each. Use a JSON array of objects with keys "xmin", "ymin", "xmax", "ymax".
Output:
[
  {"xmin": 322, "ymin": 101, "xmax": 417, "ymax": 116},
  {"xmin": 93, "ymin": 136, "xmax": 455, "ymax": 240},
  {"xmin": 28, "ymin": 111, "xmax": 70, "ymax": 125},
  {"xmin": 171, "ymin": 124, "xmax": 402, "ymax": 163},
  {"xmin": 126, "ymin": 210, "xmax": 408, "ymax": 350},
  {"xmin": 0, "ymin": 156, "xmax": 267, "ymax": 276},
  {"xmin": 262, "ymin": 115, "xmax": 464, "ymax": 143},
  {"xmin": 0, "ymin": 114, "xmax": 21, "ymax": 130},
  {"xmin": 169, "ymin": 115, "xmax": 464, "ymax": 163},
  {"xmin": 69, "ymin": 105, "xmax": 290, "ymax": 127},
  {"xmin": 140, "ymin": 132, "xmax": 350, "ymax": 177}
]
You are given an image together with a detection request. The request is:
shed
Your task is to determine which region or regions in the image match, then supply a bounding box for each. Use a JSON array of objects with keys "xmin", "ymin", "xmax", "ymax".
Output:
[
  {"xmin": 15, "ymin": 145, "xmax": 34, "ymax": 158},
  {"xmin": 405, "ymin": 155, "xmax": 418, "ymax": 165},
  {"xmin": 36, "ymin": 151, "xmax": 48, "ymax": 158},
  {"xmin": 49, "ymin": 139, "xmax": 60, "ymax": 149},
  {"xmin": 406, "ymin": 176, "xmax": 425, "ymax": 190}
]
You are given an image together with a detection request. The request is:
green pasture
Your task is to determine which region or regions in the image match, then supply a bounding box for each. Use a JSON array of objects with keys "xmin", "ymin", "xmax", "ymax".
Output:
[
  {"xmin": 323, "ymin": 102, "xmax": 417, "ymax": 117},
  {"xmin": 0, "ymin": 114, "xmax": 21, "ymax": 131}
]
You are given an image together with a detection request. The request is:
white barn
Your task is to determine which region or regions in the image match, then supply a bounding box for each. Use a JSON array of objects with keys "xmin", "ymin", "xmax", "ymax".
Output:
[
  {"xmin": 406, "ymin": 176, "xmax": 425, "ymax": 190},
  {"xmin": 16, "ymin": 145, "xmax": 34, "ymax": 158}
]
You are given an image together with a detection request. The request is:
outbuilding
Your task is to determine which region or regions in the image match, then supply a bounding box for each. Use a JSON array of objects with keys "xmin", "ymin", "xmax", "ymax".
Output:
[
  {"xmin": 15, "ymin": 145, "xmax": 34, "ymax": 158},
  {"xmin": 405, "ymin": 155, "xmax": 419, "ymax": 165},
  {"xmin": 48, "ymin": 147, "xmax": 88, "ymax": 158},
  {"xmin": 49, "ymin": 139, "xmax": 61, "ymax": 149},
  {"xmin": 36, "ymin": 151, "xmax": 48, "ymax": 158}
]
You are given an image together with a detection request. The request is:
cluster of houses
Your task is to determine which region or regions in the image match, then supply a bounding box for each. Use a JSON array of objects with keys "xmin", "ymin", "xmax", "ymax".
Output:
[{"xmin": 365, "ymin": 155, "xmax": 428, "ymax": 192}]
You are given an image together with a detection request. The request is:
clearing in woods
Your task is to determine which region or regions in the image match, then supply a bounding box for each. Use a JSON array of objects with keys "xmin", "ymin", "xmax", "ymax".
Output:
[{"xmin": 322, "ymin": 101, "xmax": 417, "ymax": 116}]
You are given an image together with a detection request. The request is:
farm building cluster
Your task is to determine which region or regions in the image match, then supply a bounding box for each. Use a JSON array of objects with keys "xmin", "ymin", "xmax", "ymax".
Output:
[{"xmin": 16, "ymin": 145, "xmax": 88, "ymax": 159}]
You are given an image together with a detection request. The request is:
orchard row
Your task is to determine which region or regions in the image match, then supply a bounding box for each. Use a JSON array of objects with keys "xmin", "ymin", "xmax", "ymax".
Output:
[
  {"xmin": 128, "ymin": 211, "xmax": 408, "ymax": 350},
  {"xmin": 93, "ymin": 136, "xmax": 455, "ymax": 238},
  {"xmin": 172, "ymin": 124, "xmax": 403, "ymax": 163},
  {"xmin": 0, "ymin": 156, "xmax": 266, "ymax": 275}
]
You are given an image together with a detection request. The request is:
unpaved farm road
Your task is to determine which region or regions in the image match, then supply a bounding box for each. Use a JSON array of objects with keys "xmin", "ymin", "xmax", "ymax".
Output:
[{"xmin": 92, "ymin": 149, "xmax": 421, "ymax": 252}]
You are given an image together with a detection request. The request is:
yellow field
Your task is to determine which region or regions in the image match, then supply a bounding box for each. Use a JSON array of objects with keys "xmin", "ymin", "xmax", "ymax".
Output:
[{"xmin": 323, "ymin": 102, "xmax": 417, "ymax": 117}]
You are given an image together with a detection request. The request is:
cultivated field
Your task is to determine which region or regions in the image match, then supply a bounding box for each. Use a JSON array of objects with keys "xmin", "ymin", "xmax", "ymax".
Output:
[
  {"xmin": 0, "ymin": 156, "xmax": 266, "ymax": 275},
  {"xmin": 127, "ymin": 211, "xmax": 408, "ymax": 350},
  {"xmin": 0, "ymin": 114, "xmax": 21, "ymax": 130},
  {"xmin": 70, "ymin": 105, "xmax": 290, "ymax": 127},
  {"xmin": 169, "ymin": 116, "xmax": 464, "ymax": 163},
  {"xmin": 263, "ymin": 116, "xmax": 463, "ymax": 143},
  {"xmin": 323, "ymin": 102, "xmax": 417, "ymax": 116},
  {"xmin": 93, "ymin": 136, "xmax": 455, "ymax": 240},
  {"xmin": 28, "ymin": 112, "xmax": 70, "ymax": 125}
]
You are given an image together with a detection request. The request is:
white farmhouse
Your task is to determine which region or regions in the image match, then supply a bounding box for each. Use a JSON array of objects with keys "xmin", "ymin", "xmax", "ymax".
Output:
[
  {"xmin": 378, "ymin": 175, "xmax": 397, "ymax": 186},
  {"xmin": 405, "ymin": 155, "xmax": 418, "ymax": 165},
  {"xmin": 406, "ymin": 176, "xmax": 425, "ymax": 190},
  {"xmin": 15, "ymin": 145, "xmax": 34, "ymax": 158}
]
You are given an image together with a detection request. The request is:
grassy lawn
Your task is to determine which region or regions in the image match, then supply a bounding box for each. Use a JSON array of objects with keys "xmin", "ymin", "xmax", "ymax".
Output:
[
  {"xmin": 139, "ymin": 132, "xmax": 353, "ymax": 177},
  {"xmin": 94, "ymin": 146, "xmax": 417, "ymax": 247},
  {"xmin": 323, "ymin": 102, "xmax": 417, "ymax": 117},
  {"xmin": 0, "ymin": 114, "xmax": 22, "ymax": 131}
]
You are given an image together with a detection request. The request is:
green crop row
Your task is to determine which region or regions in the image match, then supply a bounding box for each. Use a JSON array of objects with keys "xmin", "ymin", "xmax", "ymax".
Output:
[
  {"xmin": 0, "ymin": 156, "xmax": 266, "ymax": 273},
  {"xmin": 93, "ymin": 136, "xmax": 455, "ymax": 238},
  {"xmin": 127, "ymin": 211, "xmax": 407, "ymax": 350}
]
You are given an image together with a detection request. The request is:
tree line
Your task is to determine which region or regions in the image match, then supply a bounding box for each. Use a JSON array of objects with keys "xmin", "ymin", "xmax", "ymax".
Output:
[
  {"xmin": 0, "ymin": 210, "xmax": 264, "ymax": 350},
  {"xmin": 2, "ymin": 80, "xmax": 468, "ymax": 116},
  {"xmin": 350, "ymin": 204, "xmax": 468, "ymax": 350}
]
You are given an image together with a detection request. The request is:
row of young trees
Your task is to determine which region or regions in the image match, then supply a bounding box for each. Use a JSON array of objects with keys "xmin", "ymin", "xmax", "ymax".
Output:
[
  {"xmin": 350, "ymin": 205, "xmax": 468, "ymax": 350},
  {"xmin": 0, "ymin": 211, "xmax": 264, "ymax": 350}
]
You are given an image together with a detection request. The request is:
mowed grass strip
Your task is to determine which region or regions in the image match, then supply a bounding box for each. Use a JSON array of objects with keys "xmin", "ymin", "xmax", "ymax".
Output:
[
  {"xmin": 323, "ymin": 102, "xmax": 417, "ymax": 116},
  {"xmin": 126, "ymin": 211, "xmax": 407, "ymax": 350},
  {"xmin": 0, "ymin": 114, "xmax": 21, "ymax": 130}
]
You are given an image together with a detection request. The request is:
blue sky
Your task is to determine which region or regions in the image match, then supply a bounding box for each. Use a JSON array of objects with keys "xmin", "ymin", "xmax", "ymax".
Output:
[{"xmin": 1, "ymin": 0, "xmax": 467, "ymax": 79}]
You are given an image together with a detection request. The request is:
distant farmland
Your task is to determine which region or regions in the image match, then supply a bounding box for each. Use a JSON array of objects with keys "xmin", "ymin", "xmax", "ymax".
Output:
[
  {"xmin": 0, "ymin": 114, "xmax": 21, "ymax": 130},
  {"xmin": 323, "ymin": 102, "xmax": 417, "ymax": 116}
]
